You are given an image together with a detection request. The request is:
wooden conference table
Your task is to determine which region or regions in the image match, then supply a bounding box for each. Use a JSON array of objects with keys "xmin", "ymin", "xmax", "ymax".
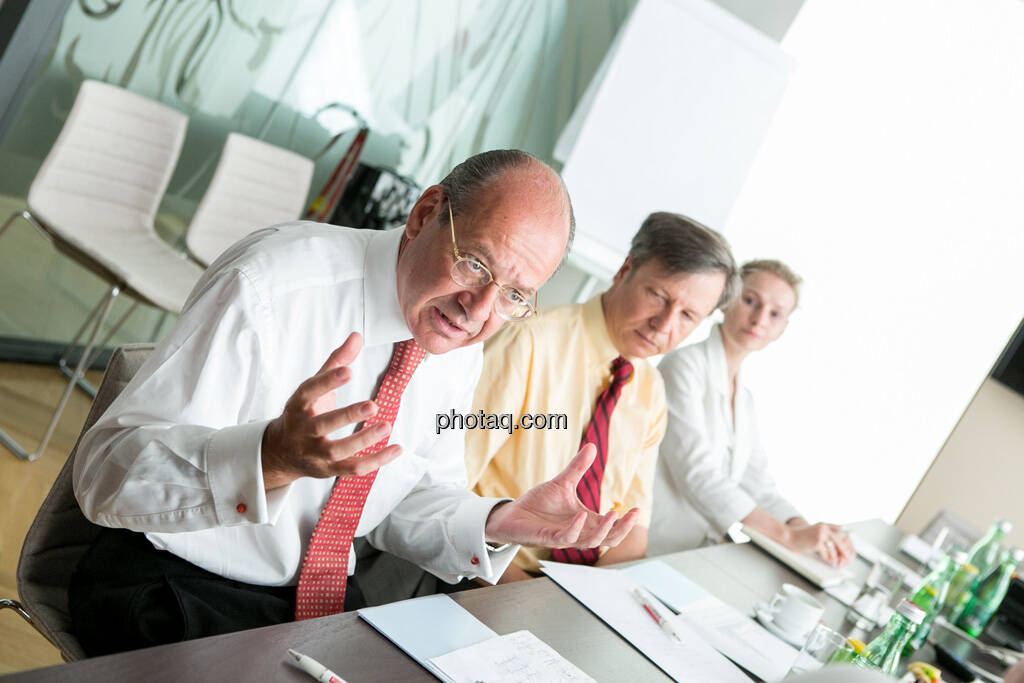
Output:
[{"xmin": 1, "ymin": 520, "xmax": 1000, "ymax": 682}]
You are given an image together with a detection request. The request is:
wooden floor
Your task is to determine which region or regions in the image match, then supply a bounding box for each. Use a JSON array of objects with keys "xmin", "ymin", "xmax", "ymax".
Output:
[{"xmin": 0, "ymin": 362, "xmax": 103, "ymax": 675}]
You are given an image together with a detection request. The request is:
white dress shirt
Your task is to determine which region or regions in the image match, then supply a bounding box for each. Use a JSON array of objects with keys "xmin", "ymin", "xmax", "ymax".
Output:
[
  {"xmin": 74, "ymin": 223, "xmax": 517, "ymax": 586},
  {"xmin": 648, "ymin": 324, "xmax": 801, "ymax": 556}
]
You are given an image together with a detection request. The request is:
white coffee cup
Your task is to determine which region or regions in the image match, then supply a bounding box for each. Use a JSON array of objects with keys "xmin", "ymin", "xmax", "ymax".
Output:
[{"xmin": 765, "ymin": 583, "xmax": 824, "ymax": 637}]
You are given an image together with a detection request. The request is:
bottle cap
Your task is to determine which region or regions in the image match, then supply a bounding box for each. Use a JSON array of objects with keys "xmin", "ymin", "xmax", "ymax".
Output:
[
  {"xmin": 847, "ymin": 638, "xmax": 866, "ymax": 654},
  {"xmin": 951, "ymin": 550, "xmax": 968, "ymax": 565},
  {"xmin": 999, "ymin": 520, "xmax": 1013, "ymax": 533},
  {"xmin": 897, "ymin": 599, "xmax": 927, "ymax": 624},
  {"xmin": 1012, "ymin": 548, "xmax": 1024, "ymax": 562}
]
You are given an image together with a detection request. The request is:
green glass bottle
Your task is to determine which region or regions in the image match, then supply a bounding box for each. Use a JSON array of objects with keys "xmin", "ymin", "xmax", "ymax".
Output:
[
  {"xmin": 956, "ymin": 547, "xmax": 1024, "ymax": 637},
  {"xmin": 942, "ymin": 550, "xmax": 979, "ymax": 621},
  {"xmin": 852, "ymin": 599, "xmax": 926, "ymax": 673},
  {"xmin": 904, "ymin": 553, "xmax": 959, "ymax": 653},
  {"xmin": 966, "ymin": 519, "xmax": 1012, "ymax": 580}
]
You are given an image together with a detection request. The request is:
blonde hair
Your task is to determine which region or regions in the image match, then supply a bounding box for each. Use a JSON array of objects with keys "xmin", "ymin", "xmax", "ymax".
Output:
[{"xmin": 740, "ymin": 259, "xmax": 802, "ymax": 308}]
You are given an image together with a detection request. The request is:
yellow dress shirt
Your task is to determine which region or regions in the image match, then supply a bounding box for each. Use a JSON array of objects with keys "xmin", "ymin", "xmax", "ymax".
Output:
[{"xmin": 466, "ymin": 295, "xmax": 667, "ymax": 572}]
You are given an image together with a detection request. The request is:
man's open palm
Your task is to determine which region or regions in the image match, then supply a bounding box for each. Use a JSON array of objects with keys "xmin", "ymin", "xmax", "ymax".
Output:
[{"xmin": 484, "ymin": 443, "xmax": 639, "ymax": 549}]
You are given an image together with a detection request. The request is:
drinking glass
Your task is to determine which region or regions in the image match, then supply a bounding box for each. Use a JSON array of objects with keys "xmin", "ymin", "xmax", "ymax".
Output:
[{"xmin": 787, "ymin": 623, "xmax": 852, "ymax": 677}]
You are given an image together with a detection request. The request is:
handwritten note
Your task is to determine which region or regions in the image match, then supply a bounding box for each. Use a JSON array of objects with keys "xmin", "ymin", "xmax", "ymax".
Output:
[{"xmin": 430, "ymin": 630, "xmax": 595, "ymax": 683}]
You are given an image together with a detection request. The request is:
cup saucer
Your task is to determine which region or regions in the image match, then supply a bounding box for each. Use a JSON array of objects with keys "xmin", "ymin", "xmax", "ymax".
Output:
[{"xmin": 753, "ymin": 602, "xmax": 812, "ymax": 648}]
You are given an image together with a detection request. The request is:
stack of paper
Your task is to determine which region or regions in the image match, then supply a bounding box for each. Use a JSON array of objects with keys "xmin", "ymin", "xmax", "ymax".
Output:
[
  {"xmin": 359, "ymin": 594, "xmax": 498, "ymax": 682},
  {"xmin": 626, "ymin": 560, "xmax": 799, "ymax": 682},
  {"xmin": 541, "ymin": 561, "xmax": 752, "ymax": 682}
]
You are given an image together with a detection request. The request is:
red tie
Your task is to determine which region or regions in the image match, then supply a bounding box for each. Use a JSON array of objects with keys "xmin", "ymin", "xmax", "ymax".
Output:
[
  {"xmin": 550, "ymin": 355, "xmax": 634, "ymax": 565},
  {"xmin": 294, "ymin": 339, "xmax": 426, "ymax": 619}
]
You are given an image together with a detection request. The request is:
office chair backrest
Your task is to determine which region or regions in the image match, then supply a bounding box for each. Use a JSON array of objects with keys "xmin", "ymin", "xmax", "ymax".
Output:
[
  {"xmin": 27, "ymin": 80, "xmax": 187, "ymax": 242},
  {"xmin": 16, "ymin": 344, "xmax": 154, "ymax": 661},
  {"xmin": 186, "ymin": 132, "xmax": 314, "ymax": 266}
]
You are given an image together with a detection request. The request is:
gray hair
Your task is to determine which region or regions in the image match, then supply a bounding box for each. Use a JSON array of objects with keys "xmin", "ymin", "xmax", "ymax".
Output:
[
  {"xmin": 741, "ymin": 258, "xmax": 802, "ymax": 308},
  {"xmin": 438, "ymin": 149, "xmax": 576, "ymax": 266},
  {"xmin": 628, "ymin": 211, "xmax": 739, "ymax": 309}
]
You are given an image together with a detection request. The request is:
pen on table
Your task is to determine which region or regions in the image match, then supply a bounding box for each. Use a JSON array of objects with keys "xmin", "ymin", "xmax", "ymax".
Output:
[
  {"xmin": 631, "ymin": 588, "xmax": 681, "ymax": 641},
  {"xmin": 287, "ymin": 649, "xmax": 348, "ymax": 683}
]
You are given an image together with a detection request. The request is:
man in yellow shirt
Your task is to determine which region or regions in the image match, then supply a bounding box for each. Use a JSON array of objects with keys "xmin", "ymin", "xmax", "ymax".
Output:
[{"xmin": 466, "ymin": 212, "xmax": 738, "ymax": 581}]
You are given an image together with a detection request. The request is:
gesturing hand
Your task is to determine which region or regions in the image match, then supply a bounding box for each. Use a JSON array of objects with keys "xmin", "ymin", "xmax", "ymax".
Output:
[
  {"xmin": 261, "ymin": 332, "xmax": 402, "ymax": 489},
  {"xmin": 483, "ymin": 443, "xmax": 640, "ymax": 549}
]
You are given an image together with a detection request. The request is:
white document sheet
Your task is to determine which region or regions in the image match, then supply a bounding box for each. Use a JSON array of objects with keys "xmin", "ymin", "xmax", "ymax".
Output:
[
  {"xmin": 626, "ymin": 560, "xmax": 799, "ymax": 682},
  {"xmin": 541, "ymin": 561, "xmax": 750, "ymax": 683},
  {"xmin": 429, "ymin": 630, "xmax": 596, "ymax": 683}
]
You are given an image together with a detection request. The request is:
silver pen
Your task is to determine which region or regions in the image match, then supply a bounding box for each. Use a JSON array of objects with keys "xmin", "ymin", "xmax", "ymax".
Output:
[{"xmin": 287, "ymin": 649, "xmax": 349, "ymax": 683}]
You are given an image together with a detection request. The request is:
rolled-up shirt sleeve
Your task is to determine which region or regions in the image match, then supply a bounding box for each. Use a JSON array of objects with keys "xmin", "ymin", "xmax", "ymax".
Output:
[
  {"xmin": 73, "ymin": 268, "xmax": 280, "ymax": 532},
  {"xmin": 659, "ymin": 351, "xmax": 757, "ymax": 536}
]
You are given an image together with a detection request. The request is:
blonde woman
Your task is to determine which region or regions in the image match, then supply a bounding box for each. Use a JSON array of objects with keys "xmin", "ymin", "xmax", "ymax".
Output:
[{"xmin": 649, "ymin": 260, "xmax": 854, "ymax": 566}]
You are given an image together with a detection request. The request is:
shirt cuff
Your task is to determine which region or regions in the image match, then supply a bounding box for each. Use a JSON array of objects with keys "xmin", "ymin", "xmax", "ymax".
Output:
[
  {"xmin": 441, "ymin": 496, "xmax": 518, "ymax": 584},
  {"xmin": 207, "ymin": 419, "xmax": 274, "ymax": 526}
]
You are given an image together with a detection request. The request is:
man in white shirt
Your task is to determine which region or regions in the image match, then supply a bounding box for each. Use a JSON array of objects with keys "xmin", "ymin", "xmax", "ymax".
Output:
[{"xmin": 69, "ymin": 150, "xmax": 637, "ymax": 655}]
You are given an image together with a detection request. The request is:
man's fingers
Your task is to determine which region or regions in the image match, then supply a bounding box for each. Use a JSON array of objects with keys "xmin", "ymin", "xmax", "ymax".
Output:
[
  {"xmin": 554, "ymin": 443, "xmax": 597, "ymax": 490},
  {"xmin": 550, "ymin": 511, "xmax": 587, "ymax": 547},
  {"xmin": 292, "ymin": 366, "xmax": 352, "ymax": 411},
  {"xmin": 601, "ymin": 508, "xmax": 640, "ymax": 548},
  {"xmin": 329, "ymin": 420, "xmax": 392, "ymax": 459},
  {"xmin": 312, "ymin": 400, "xmax": 378, "ymax": 435},
  {"xmin": 317, "ymin": 332, "xmax": 363, "ymax": 374},
  {"xmin": 574, "ymin": 509, "xmax": 618, "ymax": 549},
  {"xmin": 329, "ymin": 443, "xmax": 403, "ymax": 478}
]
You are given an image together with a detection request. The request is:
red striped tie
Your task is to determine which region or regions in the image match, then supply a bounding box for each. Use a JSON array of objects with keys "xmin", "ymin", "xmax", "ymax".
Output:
[
  {"xmin": 294, "ymin": 339, "xmax": 426, "ymax": 619},
  {"xmin": 550, "ymin": 355, "xmax": 634, "ymax": 565}
]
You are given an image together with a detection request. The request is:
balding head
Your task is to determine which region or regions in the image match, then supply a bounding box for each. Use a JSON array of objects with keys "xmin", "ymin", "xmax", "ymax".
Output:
[
  {"xmin": 440, "ymin": 150, "xmax": 575, "ymax": 267},
  {"xmin": 396, "ymin": 150, "xmax": 573, "ymax": 354}
]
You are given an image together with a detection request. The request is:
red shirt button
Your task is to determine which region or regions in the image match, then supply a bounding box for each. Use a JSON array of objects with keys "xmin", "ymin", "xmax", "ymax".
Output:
[
  {"xmin": 236, "ymin": 503, "xmax": 247, "ymax": 514},
  {"xmin": 470, "ymin": 555, "xmax": 480, "ymax": 565}
]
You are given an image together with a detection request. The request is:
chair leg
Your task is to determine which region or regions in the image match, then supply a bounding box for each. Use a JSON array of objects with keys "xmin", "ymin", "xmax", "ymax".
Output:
[
  {"xmin": 1, "ymin": 598, "xmax": 67, "ymax": 655},
  {"xmin": 0, "ymin": 286, "xmax": 121, "ymax": 462},
  {"xmin": 58, "ymin": 296, "xmax": 139, "ymax": 399},
  {"xmin": 0, "ymin": 209, "xmax": 54, "ymax": 243},
  {"xmin": 0, "ymin": 598, "xmax": 34, "ymax": 625}
]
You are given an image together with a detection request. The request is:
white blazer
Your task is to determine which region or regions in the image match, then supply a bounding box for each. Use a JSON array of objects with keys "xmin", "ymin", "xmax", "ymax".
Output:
[{"xmin": 648, "ymin": 324, "xmax": 800, "ymax": 556}]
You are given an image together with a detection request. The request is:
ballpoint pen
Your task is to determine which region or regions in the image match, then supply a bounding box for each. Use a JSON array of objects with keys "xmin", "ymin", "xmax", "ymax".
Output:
[
  {"xmin": 287, "ymin": 649, "xmax": 349, "ymax": 683},
  {"xmin": 631, "ymin": 588, "xmax": 682, "ymax": 641}
]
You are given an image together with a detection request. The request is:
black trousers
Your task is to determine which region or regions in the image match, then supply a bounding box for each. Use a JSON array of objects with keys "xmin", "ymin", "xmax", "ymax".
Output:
[{"xmin": 69, "ymin": 527, "xmax": 365, "ymax": 656}]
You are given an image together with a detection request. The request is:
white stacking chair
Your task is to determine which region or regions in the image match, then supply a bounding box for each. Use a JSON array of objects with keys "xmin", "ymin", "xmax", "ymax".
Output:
[
  {"xmin": 0, "ymin": 80, "xmax": 202, "ymax": 461},
  {"xmin": 185, "ymin": 132, "xmax": 314, "ymax": 266}
]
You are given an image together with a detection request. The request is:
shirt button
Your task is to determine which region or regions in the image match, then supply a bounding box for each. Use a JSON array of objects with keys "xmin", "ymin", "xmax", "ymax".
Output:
[
  {"xmin": 470, "ymin": 555, "xmax": 480, "ymax": 565},
  {"xmin": 236, "ymin": 503, "xmax": 247, "ymax": 514}
]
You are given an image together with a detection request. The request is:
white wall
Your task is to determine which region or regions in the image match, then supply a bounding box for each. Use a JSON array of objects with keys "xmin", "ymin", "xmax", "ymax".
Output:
[
  {"xmin": 719, "ymin": 0, "xmax": 1024, "ymax": 525},
  {"xmin": 897, "ymin": 378, "xmax": 1024, "ymax": 548}
]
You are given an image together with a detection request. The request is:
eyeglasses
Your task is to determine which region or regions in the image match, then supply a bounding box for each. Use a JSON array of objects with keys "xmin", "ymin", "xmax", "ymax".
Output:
[{"xmin": 447, "ymin": 202, "xmax": 537, "ymax": 321}]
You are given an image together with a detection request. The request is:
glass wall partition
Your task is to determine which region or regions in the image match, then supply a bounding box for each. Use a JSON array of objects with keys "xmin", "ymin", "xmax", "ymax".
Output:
[{"xmin": 0, "ymin": 0, "xmax": 633, "ymax": 364}]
